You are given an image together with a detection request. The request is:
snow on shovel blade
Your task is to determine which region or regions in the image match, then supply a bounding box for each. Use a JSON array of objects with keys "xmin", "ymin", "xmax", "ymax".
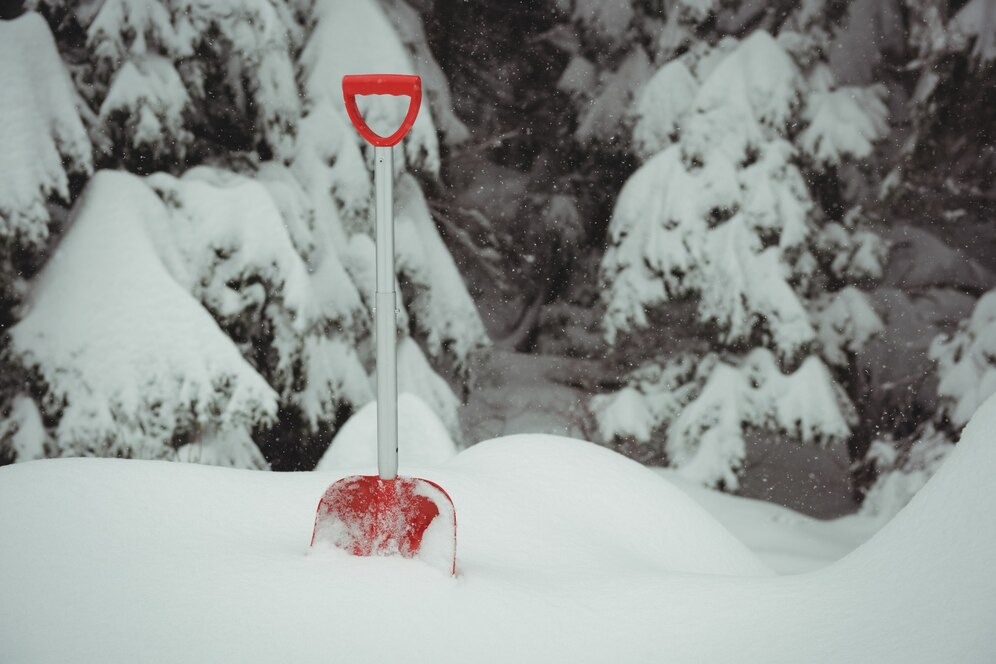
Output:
[{"xmin": 311, "ymin": 475, "xmax": 456, "ymax": 575}]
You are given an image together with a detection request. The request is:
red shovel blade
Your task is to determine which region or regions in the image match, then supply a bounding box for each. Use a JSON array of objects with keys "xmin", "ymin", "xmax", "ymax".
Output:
[{"xmin": 311, "ymin": 475, "xmax": 456, "ymax": 575}]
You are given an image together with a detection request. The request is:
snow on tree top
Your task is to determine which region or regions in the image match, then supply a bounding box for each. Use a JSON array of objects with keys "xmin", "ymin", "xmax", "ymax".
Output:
[
  {"xmin": 557, "ymin": 55, "xmax": 598, "ymax": 97},
  {"xmin": 676, "ymin": 0, "xmax": 716, "ymax": 24},
  {"xmin": 0, "ymin": 12, "xmax": 91, "ymax": 250},
  {"xmin": 571, "ymin": 0, "xmax": 635, "ymax": 45},
  {"xmin": 87, "ymin": 0, "xmax": 185, "ymax": 60},
  {"xmin": 299, "ymin": 0, "xmax": 440, "ymax": 174},
  {"xmin": 693, "ymin": 31, "xmax": 800, "ymax": 140},
  {"xmin": 86, "ymin": 0, "xmax": 303, "ymax": 161},
  {"xmin": 632, "ymin": 60, "xmax": 698, "ymax": 160},
  {"xmin": 950, "ymin": 0, "xmax": 996, "ymax": 65}
]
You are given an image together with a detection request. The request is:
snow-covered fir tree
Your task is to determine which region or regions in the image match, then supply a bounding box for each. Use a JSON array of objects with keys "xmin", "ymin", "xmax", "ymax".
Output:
[
  {"xmin": 856, "ymin": 0, "xmax": 996, "ymax": 517},
  {"xmin": 0, "ymin": 0, "xmax": 487, "ymax": 468},
  {"xmin": 860, "ymin": 286, "xmax": 996, "ymax": 518},
  {"xmin": 591, "ymin": 2, "xmax": 890, "ymax": 489},
  {"xmin": 0, "ymin": 12, "xmax": 92, "ymax": 318},
  {"xmin": 883, "ymin": 0, "xmax": 995, "ymax": 227}
]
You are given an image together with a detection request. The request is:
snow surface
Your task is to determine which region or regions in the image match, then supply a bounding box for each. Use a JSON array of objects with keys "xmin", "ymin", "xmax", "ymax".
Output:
[
  {"xmin": 315, "ymin": 392, "xmax": 456, "ymax": 471},
  {"xmin": 3, "ymin": 395, "xmax": 996, "ymax": 662}
]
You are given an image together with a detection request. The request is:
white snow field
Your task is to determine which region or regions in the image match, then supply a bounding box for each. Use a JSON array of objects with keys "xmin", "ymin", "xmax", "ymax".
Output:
[{"xmin": 2, "ymin": 399, "xmax": 995, "ymax": 663}]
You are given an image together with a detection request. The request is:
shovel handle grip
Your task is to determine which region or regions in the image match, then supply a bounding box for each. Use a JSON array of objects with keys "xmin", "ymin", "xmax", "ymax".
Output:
[{"xmin": 342, "ymin": 74, "xmax": 422, "ymax": 147}]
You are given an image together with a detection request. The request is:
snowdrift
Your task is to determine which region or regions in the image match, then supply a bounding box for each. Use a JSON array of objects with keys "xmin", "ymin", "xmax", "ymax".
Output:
[
  {"xmin": 315, "ymin": 392, "xmax": 456, "ymax": 470},
  {"xmin": 2, "ymin": 398, "xmax": 995, "ymax": 662}
]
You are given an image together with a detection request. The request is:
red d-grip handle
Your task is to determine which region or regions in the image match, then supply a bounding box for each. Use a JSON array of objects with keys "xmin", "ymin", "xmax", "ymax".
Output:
[{"xmin": 342, "ymin": 74, "xmax": 422, "ymax": 147}]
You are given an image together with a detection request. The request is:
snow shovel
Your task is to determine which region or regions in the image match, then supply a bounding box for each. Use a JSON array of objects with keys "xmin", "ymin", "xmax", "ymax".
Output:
[{"xmin": 311, "ymin": 74, "xmax": 457, "ymax": 575}]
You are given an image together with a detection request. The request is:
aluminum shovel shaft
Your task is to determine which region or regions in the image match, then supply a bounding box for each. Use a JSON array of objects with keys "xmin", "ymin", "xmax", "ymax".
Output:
[{"xmin": 374, "ymin": 145, "xmax": 398, "ymax": 480}]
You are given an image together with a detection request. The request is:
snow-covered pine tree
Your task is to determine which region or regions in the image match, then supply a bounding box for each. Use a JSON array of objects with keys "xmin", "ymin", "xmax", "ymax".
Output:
[
  {"xmin": 0, "ymin": 12, "xmax": 91, "ymax": 319},
  {"xmin": 859, "ymin": 286, "xmax": 996, "ymax": 518},
  {"xmin": 884, "ymin": 0, "xmax": 995, "ymax": 231},
  {"xmin": 856, "ymin": 0, "xmax": 996, "ymax": 517},
  {"xmin": 295, "ymin": 0, "xmax": 487, "ymax": 378},
  {"xmin": 592, "ymin": 5, "xmax": 890, "ymax": 489},
  {"xmin": 38, "ymin": 0, "xmax": 304, "ymax": 170},
  {"xmin": 0, "ymin": 1, "xmax": 487, "ymax": 468},
  {"xmin": 562, "ymin": 0, "xmax": 654, "ymax": 153},
  {"xmin": 5, "ymin": 170, "xmax": 281, "ymax": 468}
]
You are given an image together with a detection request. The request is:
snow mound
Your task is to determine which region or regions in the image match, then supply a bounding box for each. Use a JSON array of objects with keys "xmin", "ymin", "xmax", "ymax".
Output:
[
  {"xmin": 444, "ymin": 434, "xmax": 771, "ymax": 576},
  {"xmin": 2, "ymin": 410, "xmax": 995, "ymax": 661},
  {"xmin": 315, "ymin": 392, "xmax": 457, "ymax": 471}
]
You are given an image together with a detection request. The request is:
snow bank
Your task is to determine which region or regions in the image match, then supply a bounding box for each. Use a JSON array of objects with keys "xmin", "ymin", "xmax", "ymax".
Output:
[
  {"xmin": 2, "ymin": 406, "xmax": 994, "ymax": 661},
  {"xmin": 315, "ymin": 393, "xmax": 456, "ymax": 471}
]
